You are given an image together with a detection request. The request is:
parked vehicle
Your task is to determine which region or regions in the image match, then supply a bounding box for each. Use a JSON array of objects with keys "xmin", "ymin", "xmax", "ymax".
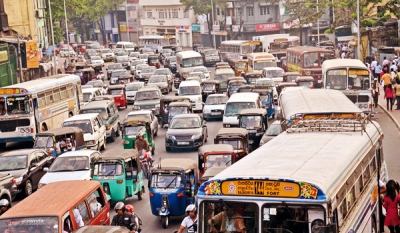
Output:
[
  {"xmin": 93, "ymin": 149, "xmax": 145, "ymax": 203},
  {"xmin": 0, "ymin": 180, "xmax": 110, "ymax": 232},
  {"xmin": 168, "ymin": 101, "xmax": 192, "ymax": 124},
  {"xmin": 0, "ymin": 149, "xmax": 55, "ymax": 196},
  {"xmin": 33, "ymin": 127, "xmax": 86, "ymax": 156},
  {"xmin": 108, "ymin": 85, "xmax": 127, "ymax": 109},
  {"xmin": 201, "ymin": 80, "xmax": 221, "ymax": 102},
  {"xmin": 198, "ymin": 144, "xmax": 235, "ymax": 183},
  {"xmin": 202, "ymin": 94, "xmax": 228, "ymax": 120},
  {"xmin": 38, "ymin": 150, "xmax": 100, "ymax": 188},
  {"xmin": 159, "ymin": 96, "xmax": 191, "ymax": 127},
  {"xmin": 238, "ymin": 108, "xmax": 269, "ymax": 149},
  {"xmin": 259, "ymin": 120, "xmax": 282, "ymax": 146},
  {"xmin": 214, "ymin": 128, "xmax": 250, "ymax": 160},
  {"xmin": 165, "ymin": 114, "xmax": 207, "ymax": 151},
  {"xmin": 149, "ymin": 158, "xmax": 198, "ymax": 228},
  {"xmin": 126, "ymin": 110, "xmax": 159, "ymax": 137},
  {"xmin": 126, "ymin": 82, "xmax": 145, "ymax": 104},
  {"xmin": 122, "ymin": 117, "xmax": 155, "ymax": 154}
]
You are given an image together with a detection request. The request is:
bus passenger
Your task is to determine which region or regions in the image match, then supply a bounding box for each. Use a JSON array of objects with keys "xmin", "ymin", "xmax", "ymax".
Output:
[
  {"xmin": 0, "ymin": 103, "xmax": 5, "ymax": 115},
  {"xmin": 209, "ymin": 204, "xmax": 246, "ymax": 233}
]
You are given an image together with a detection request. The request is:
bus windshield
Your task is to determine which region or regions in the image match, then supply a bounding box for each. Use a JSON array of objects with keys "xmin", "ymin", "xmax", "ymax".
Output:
[
  {"xmin": 254, "ymin": 61, "xmax": 276, "ymax": 70},
  {"xmin": 303, "ymin": 52, "xmax": 319, "ymax": 67},
  {"xmin": 326, "ymin": 69, "xmax": 347, "ymax": 90},
  {"xmin": 0, "ymin": 96, "xmax": 30, "ymax": 115},
  {"xmin": 182, "ymin": 57, "xmax": 203, "ymax": 68},
  {"xmin": 242, "ymin": 45, "xmax": 252, "ymax": 54}
]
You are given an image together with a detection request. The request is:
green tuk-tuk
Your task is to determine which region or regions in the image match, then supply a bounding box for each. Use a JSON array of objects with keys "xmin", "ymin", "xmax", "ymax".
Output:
[
  {"xmin": 159, "ymin": 96, "xmax": 190, "ymax": 127},
  {"xmin": 92, "ymin": 149, "xmax": 145, "ymax": 203},
  {"xmin": 122, "ymin": 117, "xmax": 155, "ymax": 154}
]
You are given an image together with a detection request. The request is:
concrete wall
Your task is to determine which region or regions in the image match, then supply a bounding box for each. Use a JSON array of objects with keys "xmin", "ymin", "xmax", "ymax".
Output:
[{"xmin": 4, "ymin": 0, "xmax": 35, "ymax": 38}]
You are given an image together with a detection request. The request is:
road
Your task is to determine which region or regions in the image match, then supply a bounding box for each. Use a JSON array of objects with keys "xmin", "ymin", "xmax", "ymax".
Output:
[{"xmin": 4, "ymin": 58, "xmax": 400, "ymax": 232}]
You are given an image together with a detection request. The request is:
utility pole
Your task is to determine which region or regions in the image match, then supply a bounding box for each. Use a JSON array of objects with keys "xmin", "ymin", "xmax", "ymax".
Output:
[
  {"xmin": 48, "ymin": 0, "xmax": 57, "ymax": 74},
  {"xmin": 126, "ymin": 1, "xmax": 130, "ymax": 42},
  {"xmin": 17, "ymin": 34, "xmax": 24, "ymax": 82},
  {"xmin": 63, "ymin": 0, "xmax": 70, "ymax": 65}
]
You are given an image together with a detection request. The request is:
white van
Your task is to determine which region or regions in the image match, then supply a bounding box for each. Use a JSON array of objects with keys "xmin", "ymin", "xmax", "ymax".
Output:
[
  {"xmin": 223, "ymin": 93, "xmax": 261, "ymax": 128},
  {"xmin": 115, "ymin": 41, "xmax": 137, "ymax": 53},
  {"xmin": 82, "ymin": 88, "xmax": 102, "ymax": 105},
  {"xmin": 62, "ymin": 113, "xmax": 107, "ymax": 151},
  {"xmin": 176, "ymin": 51, "xmax": 204, "ymax": 77},
  {"xmin": 176, "ymin": 81, "xmax": 203, "ymax": 112},
  {"xmin": 262, "ymin": 67, "xmax": 284, "ymax": 85},
  {"xmin": 215, "ymin": 68, "xmax": 235, "ymax": 92}
]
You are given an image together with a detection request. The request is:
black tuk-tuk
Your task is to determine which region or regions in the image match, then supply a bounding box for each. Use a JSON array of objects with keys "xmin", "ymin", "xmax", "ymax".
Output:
[
  {"xmin": 244, "ymin": 72, "xmax": 262, "ymax": 85},
  {"xmin": 168, "ymin": 101, "xmax": 193, "ymax": 124},
  {"xmin": 214, "ymin": 128, "xmax": 250, "ymax": 160},
  {"xmin": 33, "ymin": 127, "xmax": 85, "ymax": 156},
  {"xmin": 201, "ymin": 80, "xmax": 221, "ymax": 102},
  {"xmin": 159, "ymin": 96, "xmax": 191, "ymax": 127},
  {"xmin": 238, "ymin": 108, "xmax": 268, "ymax": 150},
  {"xmin": 283, "ymin": 72, "xmax": 300, "ymax": 83},
  {"xmin": 237, "ymin": 84, "xmax": 255, "ymax": 93}
]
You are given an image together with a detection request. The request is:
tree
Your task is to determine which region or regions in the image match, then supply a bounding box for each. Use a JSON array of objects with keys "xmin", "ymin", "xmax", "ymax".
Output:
[
  {"xmin": 180, "ymin": 0, "xmax": 214, "ymax": 46},
  {"xmin": 283, "ymin": 0, "xmax": 328, "ymax": 45}
]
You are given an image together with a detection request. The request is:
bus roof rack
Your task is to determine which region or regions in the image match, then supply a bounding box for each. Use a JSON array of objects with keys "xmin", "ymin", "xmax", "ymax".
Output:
[{"xmin": 286, "ymin": 117, "xmax": 368, "ymax": 133}]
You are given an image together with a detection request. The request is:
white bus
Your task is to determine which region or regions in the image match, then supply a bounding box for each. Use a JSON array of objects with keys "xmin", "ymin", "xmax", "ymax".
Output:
[
  {"xmin": 138, "ymin": 35, "xmax": 176, "ymax": 52},
  {"xmin": 220, "ymin": 40, "xmax": 262, "ymax": 62},
  {"xmin": 0, "ymin": 74, "xmax": 82, "ymax": 149},
  {"xmin": 197, "ymin": 110, "xmax": 386, "ymax": 233},
  {"xmin": 322, "ymin": 59, "xmax": 373, "ymax": 115},
  {"xmin": 247, "ymin": 52, "xmax": 277, "ymax": 74},
  {"xmin": 176, "ymin": 51, "xmax": 204, "ymax": 77}
]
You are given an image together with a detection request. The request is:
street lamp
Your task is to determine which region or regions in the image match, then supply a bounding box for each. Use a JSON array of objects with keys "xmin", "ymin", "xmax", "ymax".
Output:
[
  {"xmin": 211, "ymin": 0, "xmax": 216, "ymax": 48},
  {"xmin": 47, "ymin": 0, "xmax": 57, "ymax": 73}
]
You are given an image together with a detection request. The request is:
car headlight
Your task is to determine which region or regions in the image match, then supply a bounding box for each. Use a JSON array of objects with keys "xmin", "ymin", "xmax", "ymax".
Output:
[
  {"xmin": 191, "ymin": 134, "xmax": 202, "ymax": 140},
  {"xmin": 133, "ymin": 105, "xmax": 141, "ymax": 110},
  {"xmin": 166, "ymin": 134, "xmax": 176, "ymax": 140},
  {"xmin": 155, "ymin": 104, "xmax": 160, "ymax": 108},
  {"xmin": 106, "ymin": 125, "xmax": 111, "ymax": 130},
  {"xmin": 13, "ymin": 177, "xmax": 23, "ymax": 185}
]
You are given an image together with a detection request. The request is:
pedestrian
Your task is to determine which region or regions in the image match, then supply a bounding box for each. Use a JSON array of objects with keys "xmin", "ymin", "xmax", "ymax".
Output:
[
  {"xmin": 372, "ymin": 78, "xmax": 380, "ymax": 108},
  {"xmin": 383, "ymin": 180, "xmax": 400, "ymax": 233},
  {"xmin": 391, "ymin": 62, "xmax": 398, "ymax": 72},
  {"xmin": 177, "ymin": 204, "xmax": 197, "ymax": 233},
  {"xmin": 375, "ymin": 62, "xmax": 382, "ymax": 81},
  {"xmin": 341, "ymin": 51, "xmax": 346, "ymax": 59},
  {"xmin": 382, "ymin": 69, "xmax": 392, "ymax": 96},
  {"xmin": 383, "ymin": 56, "xmax": 390, "ymax": 67},
  {"xmin": 395, "ymin": 79, "xmax": 400, "ymax": 110},
  {"xmin": 385, "ymin": 83, "xmax": 394, "ymax": 111}
]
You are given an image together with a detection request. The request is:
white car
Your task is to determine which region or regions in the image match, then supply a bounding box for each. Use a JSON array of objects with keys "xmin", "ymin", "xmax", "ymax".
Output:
[
  {"xmin": 38, "ymin": 150, "xmax": 101, "ymax": 188},
  {"xmin": 59, "ymin": 48, "xmax": 76, "ymax": 57},
  {"xmin": 192, "ymin": 66, "xmax": 210, "ymax": 79},
  {"xmin": 203, "ymin": 94, "xmax": 228, "ymax": 120},
  {"xmin": 89, "ymin": 56, "xmax": 105, "ymax": 66},
  {"xmin": 100, "ymin": 49, "xmax": 115, "ymax": 62}
]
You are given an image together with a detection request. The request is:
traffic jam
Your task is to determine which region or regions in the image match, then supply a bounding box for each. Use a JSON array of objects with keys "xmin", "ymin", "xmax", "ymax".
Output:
[{"xmin": 0, "ymin": 37, "xmax": 393, "ymax": 233}]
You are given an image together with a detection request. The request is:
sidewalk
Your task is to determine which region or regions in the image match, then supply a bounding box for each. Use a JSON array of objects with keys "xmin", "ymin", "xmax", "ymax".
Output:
[{"xmin": 377, "ymin": 87, "xmax": 400, "ymax": 130}]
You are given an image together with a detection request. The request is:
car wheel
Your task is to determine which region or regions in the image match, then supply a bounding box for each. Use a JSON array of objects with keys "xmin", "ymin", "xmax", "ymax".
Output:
[
  {"xmin": 25, "ymin": 180, "xmax": 33, "ymax": 196},
  {"xmin": 115, "ymin": 125, "xmax": 121, "ymax": 137}
]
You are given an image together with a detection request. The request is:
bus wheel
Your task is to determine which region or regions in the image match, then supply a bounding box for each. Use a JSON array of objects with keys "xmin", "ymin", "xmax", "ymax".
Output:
[
  {"xmin": 0, "ymin": 143, "xmax": 5, "ymax": 150},
  {"xmin": 69, "ymin": 112, "xmax": 73, "ymax": 117}
]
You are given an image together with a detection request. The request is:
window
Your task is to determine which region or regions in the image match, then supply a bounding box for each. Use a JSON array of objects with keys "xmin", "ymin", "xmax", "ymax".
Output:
[
  {"xmin": 147, "ymin": 11, "xmax": 152, "ymax": 18},
  {"xmin": 45, "ymin": 90, "xmax": 53, "ymax": 105},
  {"xmin": 260, "ymin": 6, "xmax": 269, "ymax": 15},
  {"xmin": 159, "ymin": 11, "xmax": 165, "ymax": 19},
  {"xmin": 169, "ymin": 11, "xmax": 171, "ymax": 18},
  {"xmin": 38, "ymin": 92, "xmax": 45, "ymax": 108},
  {"xmin": 53, "ymin": 88, "xmax": 61, "ymax": 103},
  {"xmin": 60, "ymin": 86, "xmax": 67, "ymax": 99},
  {"xmin": 75, "ymin": 201, "xmax": 90, "ymax": 225},
  {"xmin": 67, "ymin": 84, "xmax": 74, "ymax": 98},
  {"xmin": 172, "ymin": 9, "xmax": 178, "ymax": 18},
  {"xmin": 87, "ymin": 188, "xmax": 105, "ymax": 218},
  {"xmin": 247, "ymin": 7, "xmax": 254, "ymax": 16},
  {"xmin": 184, "ymin": 10, "xmax": 189, "ymax": 18},
  {"xmin": 35, "ymin": 151, "xmax": 47, "ymax": 163}
]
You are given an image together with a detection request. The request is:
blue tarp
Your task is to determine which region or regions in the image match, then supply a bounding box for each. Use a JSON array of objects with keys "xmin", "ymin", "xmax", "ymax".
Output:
[{"xmin": 43, "ymin": 46, "xmax": 54, "ymax": 56}]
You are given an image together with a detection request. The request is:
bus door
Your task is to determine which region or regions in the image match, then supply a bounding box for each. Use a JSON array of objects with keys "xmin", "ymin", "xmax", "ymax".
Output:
[{"xmin": 32, "ymin": 98, "xmax": 40, "ymax": 133}]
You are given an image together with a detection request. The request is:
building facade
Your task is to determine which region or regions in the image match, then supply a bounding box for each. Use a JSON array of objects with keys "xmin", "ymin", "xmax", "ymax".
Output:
[{"xmin": 139, "ymin": 0, "xmax": 196, "ymax": 47}]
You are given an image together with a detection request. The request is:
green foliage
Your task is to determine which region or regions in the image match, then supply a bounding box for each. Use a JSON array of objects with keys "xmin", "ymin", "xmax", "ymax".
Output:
[{"xmin": 180, "ymin": 0, "xmax": 212, "ymax": 15}]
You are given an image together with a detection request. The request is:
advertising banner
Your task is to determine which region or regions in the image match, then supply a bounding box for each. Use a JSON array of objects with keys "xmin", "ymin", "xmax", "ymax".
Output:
[{"xmin": 26, "ymin": 40, "xmax": 39, "ymax": 69}]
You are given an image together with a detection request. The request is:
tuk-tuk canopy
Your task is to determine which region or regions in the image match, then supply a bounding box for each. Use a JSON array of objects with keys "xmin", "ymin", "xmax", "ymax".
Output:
[
  {"xmin": 202, "ymin": 80, "xmax": 220, "ymax": 85},
  {"xmin": 119, "ymin": 75, "xmax": 132, "ymax": 80},
  {"xmin": 202, "ymin": 167, "xmax": 226, "ymax": 180},
  {"xmin": 283, "ymin": 72, "xmax": 300, "ymax": 77},
  {"xmin": 239, "ymin": 108, "xmax": 267, "ymax": 116},
  {"xmin": 296, "ymin": 76, "xmax": 314, "ymax": 82},
  {"xmin": 228, "ymin": 77, "xmax": 245, "ymax": 82},
  {"xmin": 160, "ymin": 96, "xmax": 190, "ymax": 105},
  {"xmin": 108, "ymin": 85, "xmax": 125, "ymax": 90},
  {"xmin": 216, "ymin": 128, "xmax": 248, "ymax": 138},
  {"xmin": 228, "ymin": 79, "xmax": 247, "ymax": 85},
  {"xmin": 154, "ymin": 158, "xmax": 197, "ymax": 171},
  {"xmin": 198, "ymin": 144, "xmax": 235, "ymax": 155},
  {"xmin": 168, "ymin": 101, "xmax": 192, "ymax": 108},
  {"xmin": 278, "ymin": 82, "xmax": 298, "ymax": 89},
  {"xmin": 98, "ymin": 149, "xmax": 139, "ymax": 161},
  {"xmin": 245, "ymin": 72, "xmax": 262, "ymax": 78},
  {"xmin": 35, "ymin": 127, "xmax": 83, "ymax": 137},
  {"xmin": 252, "ymin": 88, "xmax": 272, "ymax": 95},
  {"xmin": 123, "ymin": 116, "xmax": 152, "ymax": 126},
  {"xmin": 237, "ymin": 85, "xmax": 255, "ymax": 92},
  {"xmin": 78, "ymin": 68, "xmax": 95, "ymax": 73}
]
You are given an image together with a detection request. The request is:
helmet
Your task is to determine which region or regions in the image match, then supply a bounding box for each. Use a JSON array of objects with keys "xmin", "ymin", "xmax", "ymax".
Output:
[
  {"xmin": 0, "ymin": 199, "xmax": 9, "ymax": 207},
  {"xmin": 125, "ymin": 204, "xmax": 134, "ymax": 213},
  {"xmin": 114, "ymin": 202, "xmax": 125, "ymax": 212},
  {"xmin": 186, "ymin": 204, "xmax": 196, "ymax": 213},
  {"xmin": 176, "ymin": 70, "xmax": 179, "ymax": 73}
]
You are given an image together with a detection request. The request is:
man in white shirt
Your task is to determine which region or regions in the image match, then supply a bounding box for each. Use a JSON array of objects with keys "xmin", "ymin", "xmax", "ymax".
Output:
[
  {"xmin": 178, "ymin": 204, "xmax": 197, "ymax": 233},
  {"xmin": 390, "ymin": 62, "xmax": 398, "ymax": 72}
]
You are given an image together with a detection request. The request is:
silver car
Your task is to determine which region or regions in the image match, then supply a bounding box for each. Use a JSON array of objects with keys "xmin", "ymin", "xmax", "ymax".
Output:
[{"xmin": 126, "ymin": 110, "xmax": 159, "ymax": 136}]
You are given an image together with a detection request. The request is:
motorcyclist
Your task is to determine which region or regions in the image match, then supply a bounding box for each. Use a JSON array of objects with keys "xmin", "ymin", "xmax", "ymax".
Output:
[
  {"xmin": 175, "ymin": 70, "xmax": 181, "ymax": 81},
  {"xmin": 177, "ymin": 204, "xmax": 197, "ymax": 233},
  {"xmin": 111, "ymin": 202, "xmax": 139, "ymax": 233},
  {"xmin": 135, "ymin": 133, "xmax": 150, "ymax": 153},
  {"xmin": 0, "ymin": 199, "xmax": 10, "ymax": 216}
]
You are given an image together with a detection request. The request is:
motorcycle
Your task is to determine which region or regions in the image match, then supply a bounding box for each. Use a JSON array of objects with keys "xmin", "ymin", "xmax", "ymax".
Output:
[{"xmin": 139, "ymin": 149, "xmax": 153, "ymax": 179}]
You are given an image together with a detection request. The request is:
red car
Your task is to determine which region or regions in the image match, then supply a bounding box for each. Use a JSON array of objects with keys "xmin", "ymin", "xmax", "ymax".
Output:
[{"xmin": 108, "ymin": 85, "xmax": 127, "ymax": 109}]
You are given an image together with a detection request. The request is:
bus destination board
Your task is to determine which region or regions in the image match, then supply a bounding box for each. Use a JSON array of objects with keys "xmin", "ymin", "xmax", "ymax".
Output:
[{"xmin": 221, "ymin": 180, "xmax": 300, "ymax": 198}]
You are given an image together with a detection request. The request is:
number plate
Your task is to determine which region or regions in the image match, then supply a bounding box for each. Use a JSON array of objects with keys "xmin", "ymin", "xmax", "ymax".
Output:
[
  {"xmin": 177, "ymin": 142, "xmax": 189, "ymax": 145},
  {"xmin": 211, "ymin": 112, "xmax": 220, "ymax": 115}
]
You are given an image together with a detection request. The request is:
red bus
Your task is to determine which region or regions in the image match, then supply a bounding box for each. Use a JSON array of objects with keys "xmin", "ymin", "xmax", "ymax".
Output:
[{"xmin": 286, "ymin": 46, "xmax": 335, "ymax": 87}]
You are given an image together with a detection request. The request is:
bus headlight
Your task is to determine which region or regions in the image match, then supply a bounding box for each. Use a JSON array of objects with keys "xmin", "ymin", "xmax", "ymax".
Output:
[{"xmin": 19, "ymin": 127, "xmax": 30, "ymax": 133}]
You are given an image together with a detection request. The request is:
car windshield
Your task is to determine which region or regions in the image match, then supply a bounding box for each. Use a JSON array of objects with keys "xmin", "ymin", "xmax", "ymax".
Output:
[
  {"xmin": 149, "ymin": 76, "xmax": 166, "ymax": 83},
  {"xmin": 101, "ymin": 49, "xmax": 112, "ymax": 53},
  {"xmin": 241, "ymin": 115, "xmax": 262, "ymax": 129},
  {"xmin": 179, "ymin": 86, "xmax": 200, "ymax": 95},
  {"xmin": 136, "ymin": 91, "xmax": 160, "ymax": 100},
  {"xmin": 112, "ymin": 71, "xmax": 127, "ymax": 77},
  {"xmin": 202, "ymin": 83, "xmax": 215, "ymax": 91},
  {"xmin": 91, "ymin": 56, "xmax": 101, "ymax": 60},
  {"xmin": 151, "ymin": 173, "xmax": 182, "ymax": 188},
  {"xmin": 0, "ymin": 96, "xmax": 30, "ymax": 115},
  {"xmin": 126, "ymin": 84, "xmax": 141, "ymax": 91},
  {"xmin": 265, "ymin": 123, "xmax": 282, "ymax": 136},
  {"xmin": 224, "ymin": 102, "xmax": 256, "ymax": 116},
  {"xmin": 142, "ymin": 67, "xmax": 155, "ymax": 73},
  {"xmin": 79, "ymin": 108, "xmax": 107, "ymax": 119},
  {"xmin": 229, "ymin": 83, "xmax": 244, "ymax": 91},
  {"xmin": 124, "ymin": 125, "xmax": 144, "ymax": 136},
  {"xmin": 63, "ymin": 120, "xmax": 93, "ymax": 134},
  {"xmin": 205, "ymin": 154, "xmax": 232, "ymax": 169},
  {"xmin": 109, "ymin": 89, "xmax": 124, "ymax": 95},
  {"xmin": 149, "ymin": 57, "xmax": 158, "ymax": 62},
  {"xmin": 49, "ymin": 156, "xmax": 90, "ymax": 172},
  {"xmin": 298, "ymin": 81, "xmax": 313, "ymax": 87},
  {"xmin": 93, "ymin": 162, "xmax": 123, "ymax": 176},
  {"xmin": 260, "ymin": 94, "xmax": 269, "ymax": 103},
  {"xmin": 0, "ymin": 217, "xmax": 59, "ymax": 233},
  {"xmin": 170, "ymin": 117, "xmax": 200, "ymax": 129},
  {"xmin": 169, "ymin": 106, "xmax": 189, "ymax": 116},
  {"xmin": 82, "ymin": 93, "xmax": 92, "ymax": 102},
  {"xmin": 154, "ymin": 70, "xmax": 169, "ymax": 75},
  {"xmin": 254, "ymin": 61, "xmax": 276, "ymax": 70},
  {"xmin": 0, "ymin": 155, "xmax": 27, "ymax": 171},
  {"xmin": 220, "ymin": 140, "xmax": 243, "ymax": 150},
  {"xmin": 206, "ymin": 96, "xmax": 228, "ymax": 105},
  {"xmin": 264, "ymin": 69, "xmax": 284, "ymax": 78},
  {"xmin": 204, "ymin": 50, "xmax": 219, "ymax": 56},
  {"xmin": 35, "ymin": 136, "xmax": 54, "ymax": 148},
  {"xmin": 117, "ymin": 57, "xmax": 128, "ymax": 62},
  {"xmin": 108, "ymin": 64, "xmax": 123, "ymax": 70}
]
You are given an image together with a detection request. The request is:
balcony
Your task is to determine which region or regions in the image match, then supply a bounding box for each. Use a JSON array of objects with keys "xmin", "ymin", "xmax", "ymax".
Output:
[{"xmin": 141, "ymin": 18, "xmax": 194, "ymax": 27}]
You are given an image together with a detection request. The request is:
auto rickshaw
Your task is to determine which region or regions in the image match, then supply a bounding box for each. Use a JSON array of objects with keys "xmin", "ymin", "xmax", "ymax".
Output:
[
  {"xmin": 201, "ymin": 80, "xmax": 221, "ymax": 102},
  {"xmin": 233, "ymin": 59, "xmax": 248, "ymax": 76},
  {"xmin": 159, "ymin": 96, "xmax": 190, "ymax": 127},
  {"xmin": 33, "ymin": 127, "xmax": 85, "ymax": 156},
  {"xmin": 244, "ymin": 72, "xmax": 262, "ymax": 85},
  {"xmin": 280, "ymin": 56, "xmax": 287, "ymax": 71},
  {"xmin": 238, "ymin": 108, "xmax": 269, "ymax": 150},
  {"xmin": 168, "ymin": 101, "xmax": 192, "ymax": 124},
  {"xmin": 197, "ymin": 144, "xmax": 235, "ymax": 183},
  {"xmin": 283, "ymin": 72, "xmax": 300, "ymax": 83},
  {"xmin": 252, "ymin": 88, "xmax": 275, "ymax": 118},
  {"xmin": 237, "ymin": 84, "xmax": 255, "ymax": 93},
  {"xmin": 91, "ymin": 64, "xmax": 103, "ymax": 73},
  {"xmin": 296, "ymin": 76, "xmax": 314, "ymax": 88},
  {"xmin": 75, "ymin": 62, "xmax": 92, "ymax": 70},
  {"xmin": 149, "ymin": 158, "xmax": 198, "ymax": 228},
  {"xmin": 75, "ymin": 68, "xmax": 95, "ymax": 84},
  {"xmin": 148, "ymin": 54, "xmax": 161, "ymax": 68},
  {"xmin": 108, "ymin": 85, "xmax": 127, "ymax": 109},
  {"xmin": 92, "ymin": 149, "xmax": 145, "ymax": 203},
  {"xmin": 227, "ymin": 78, "xmax": 247, "ymax": 97},
  {"xmin": 214, "ymin": 128, "xmax": 250, "ymax": 160},
  {"xmin": 118, "ymin": 75, "xmax": 134, "ymax": 85},
  {"xmin": 277, "ymin": 82, "xmax": 299, "ymax": 96},
  {"xmin": 122, "ymin": 117, "xmax": 155, "ymax": 154}
]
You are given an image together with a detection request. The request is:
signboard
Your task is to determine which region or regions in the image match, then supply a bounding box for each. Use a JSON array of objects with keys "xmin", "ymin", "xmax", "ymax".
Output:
[
  {"xmin": 0, "ymin": 88, "xmax": 21, "ymax": 95},
  {"xmin": 26, "ymin": 40, "xmax": 39, "ymax": 68},
  {"xmin": 212, "ymin": 24, "xmax": 220, "ymax": 32},
  {"xmin": 232, "ymin": 25, "xmax": 240, "ymax": 32},
  {"xmin": 0, "ymin": 51, "xmax": 8, "ymax": 62},
  {"xmin": 255, "ymin": 23, "xmax": 280, "ymax": 32},
  {"xmin": 112, "ymin": 28, "xmax": 119, "ymax": 34},
  {"xmin": 349, "ymin": 69, "xmax": 369, "ymax": 75},
  {"xmin": 176, "ymin": 26, "xmax": 190, "ymax": 33},
  {"xmin": 192, "ymin": 24, "xmax": 200, "ymax": 32},
  {"xmin": 221, "ymin": 180, "xmax": 300, "ymax": 198},
  {"xmin": 120, "ymin": 25, "xmax": 127, "ymax": 33}
]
